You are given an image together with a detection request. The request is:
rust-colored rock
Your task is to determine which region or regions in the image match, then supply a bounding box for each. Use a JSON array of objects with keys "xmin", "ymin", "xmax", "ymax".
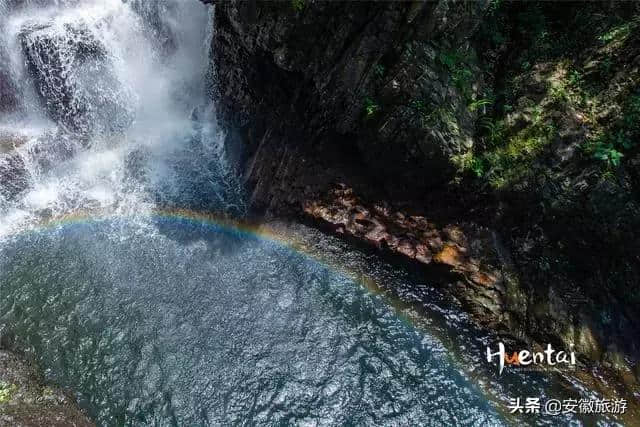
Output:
[
  {"xmin": 302, "ymin": 183, "xmax": 513, "ymax": 332},
  {"xmin": 433, "ymin": 245, "xmax": 463, "ymax": 267}
]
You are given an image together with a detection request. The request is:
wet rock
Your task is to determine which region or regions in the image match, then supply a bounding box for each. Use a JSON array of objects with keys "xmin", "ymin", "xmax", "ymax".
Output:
[
  {"xmin": 303, "ymin": 183, "xmax": 525, "ymax": 332},
  {"xmin": 127, "ymin": 0, "xmax": 177, "ymax": 55},
  {"xmin": 0, "ymin": 131, "xmax": 31, "ymax": 200},
  {"xmin": 0, "ymin": 130, "xmax": 83, "ymax": 201},
  {"xmin": 0, "ymin": 350, "xmax": 93, "ymax": 426},
  {"xmin": 0, "ymin": 152, "xmax": 28, "ymax": 201},
  {"xmin": 20, "ymin": 20, "xmax": 132, "ymax": 135},
  {"xmin": 0, "ymin": 45, "xmax": 18, "ymax": 115}
]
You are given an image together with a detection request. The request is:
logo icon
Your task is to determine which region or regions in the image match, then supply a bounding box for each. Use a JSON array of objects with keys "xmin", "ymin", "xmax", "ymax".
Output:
[{"xmin": 486, "ymin": 342, "xmax": 576, "ymax": 375}]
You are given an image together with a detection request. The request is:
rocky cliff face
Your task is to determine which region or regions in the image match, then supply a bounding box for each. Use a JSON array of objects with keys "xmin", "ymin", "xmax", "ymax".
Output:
[
  {"xmin": 209, "ymin": 0, "xmax": 640, "ymax": 396},
  {"xmin": 213, "ymin": 0, "xmax": 489, "ymax": 197}
]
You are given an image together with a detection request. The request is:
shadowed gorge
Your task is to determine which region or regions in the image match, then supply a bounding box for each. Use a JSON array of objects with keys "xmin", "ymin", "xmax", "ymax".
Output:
[{"xmin": 211, "ymin": 1, "xmax": 640, "ymax": 413}]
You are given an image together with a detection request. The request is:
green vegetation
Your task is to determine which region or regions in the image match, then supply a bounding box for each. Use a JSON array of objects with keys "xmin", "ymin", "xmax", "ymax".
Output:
[
  {"xmin": 459, "ymin": 0, "xmax": 640, "ymax": 187},
  {"xmin": 589, "ymin": 135, "xmax": 624, "ymax": 167},
  {"xmin": 549, "ymin": 80, "xmax": 570, "ymax": 105},
  {"xmin": 468, "ymin": 98, "xmax": 492, "ymax": 113},
  {"xmin": 438, "ymin": 49, "xmax": 474, "ymax": 101},
  {"xmin": 438, "ymin": 49, "xmax": 496, "ymax": 113},
  {"xmin": 584, "ymin": 94, "xmax": 640, "ymax": 168},
  {"xmin": 567, "ymin": 69, "xmax": 583, "ymax": 87},
  {"xmin": 599, "ymin": 22, "xmax": 632, "ymax": 44},
  {"xmin": 0, "ymin": 382, "xmax": 18, "ymax": 404},
  {"xmin": 474, "ymin": 119, "xmax": 555, "ymax": 188},
  {"xmin": 363, "ymin": 97, "xmax": 380, "ymax": 118},
  {"xmin": 291, "ymin": 0, "xmax": 305, "ymax": 13}
]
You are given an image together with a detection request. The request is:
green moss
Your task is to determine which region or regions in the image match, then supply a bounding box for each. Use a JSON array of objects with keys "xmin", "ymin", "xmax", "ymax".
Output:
[
  {"xmin": 488, "ymin": 127, "xmax": 553, "ymax": 188},
  {"xmin": 0, "ymin": 382, "xmax": 18, "ymax": 404},
  {"xmin": 291, "ymin": 0, "xmax": 305, "ymax": 13},
  {"xmin": 463, "ymin": 118, "xmax": 555, "ymax": 189}
]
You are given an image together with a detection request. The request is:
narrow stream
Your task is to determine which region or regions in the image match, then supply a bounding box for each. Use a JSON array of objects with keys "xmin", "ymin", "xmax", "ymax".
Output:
[{"xmin": 0, "ymin": 1, "xmax": 618, "ymax": 425}]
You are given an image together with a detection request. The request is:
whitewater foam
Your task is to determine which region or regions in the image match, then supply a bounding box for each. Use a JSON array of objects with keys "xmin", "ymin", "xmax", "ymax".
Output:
[{"xmin": 0, "ymin": 0, "xmax": 242, "ymax": 239}]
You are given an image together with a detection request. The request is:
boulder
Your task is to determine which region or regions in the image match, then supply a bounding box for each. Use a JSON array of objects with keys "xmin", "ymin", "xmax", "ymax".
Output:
[
  {"xmin": 0, "ymin": 152, "xmax": 28, "ymax": 201},
  {"xmin": 20, "ymin": 21, "xmax": 133, "ymax": 135},
  {"xmin": 0, "ymin": 47, "xmax": 18, "ymax": 115}
]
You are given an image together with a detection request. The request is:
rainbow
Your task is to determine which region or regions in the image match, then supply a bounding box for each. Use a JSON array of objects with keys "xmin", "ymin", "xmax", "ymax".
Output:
[
  {"xmin": 1, "ymin": 207, "xmax": 386, "ymax": 295},
  {"xmin": 0, "ymin": 207, "xmax": 523, "ymax": 415},
  {"xmin": 22, "ymin": 208, "xmax": 299, "ymax": 246}
]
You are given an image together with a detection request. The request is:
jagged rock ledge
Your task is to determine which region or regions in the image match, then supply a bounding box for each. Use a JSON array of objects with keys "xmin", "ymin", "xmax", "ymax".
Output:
[{"xmin": 303, "ymin": 183, "xmax": 526, "ymax": 332}]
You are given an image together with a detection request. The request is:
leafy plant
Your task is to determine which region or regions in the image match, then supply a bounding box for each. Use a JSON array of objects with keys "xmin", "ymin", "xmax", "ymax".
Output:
[
  {"xmin": 593, "ymin": 142, "xmax": 624, "ymax": 167},
  {"xmin": 363, "ymin": 97, "xmax": 380, "ymax": 118},
  {"xmin": 480, "ymin": 117, "xmax": 506, "ymax": 147},
  {"xmin": 599, "ymin": 23, "xmax": 631, "ymax": 44},
  {"xmin": 452, "ymin": 152, "xmax": 486, "ymax": 177},
  {"xmin": 438, "ymin": 50, "xmax": 474, "ymax": 100},
  {"xmin": 567, "ymin": 69, "xmax": 584, "ymax": 87},
  {"xmin": 549, "ymin": 82, "xmax": 570, "ymax": 104},
  {"xmin": 0, "ymin": 382, "xmax": 17, "ymax": 404},
  {"xmin": 530, "ymin": 105, "xmax": 545, "ymax": 125},
  {"xmin": 586, "ymin": 131, "xmax": 630, "ymax": 168},
  {"xmin": 471, "ymin": 117, "xmax": 556, "ymax": 188},
  {"xmin": 585, "ymin": 94, "xmax": 640, "ymax": 167},
  {"xmin": 469, "ymin": 98, "xmax": 492, "ymax": 113}
]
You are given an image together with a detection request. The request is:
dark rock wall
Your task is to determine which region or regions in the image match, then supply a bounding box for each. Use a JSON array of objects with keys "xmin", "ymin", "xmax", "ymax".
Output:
[
  {"xmin": 208, "ymin": 0, "xmax": 640, "ymax": 388},
  {"xmin": 213, "ymin": 0, "xmax": 488, "ymax": 197}
]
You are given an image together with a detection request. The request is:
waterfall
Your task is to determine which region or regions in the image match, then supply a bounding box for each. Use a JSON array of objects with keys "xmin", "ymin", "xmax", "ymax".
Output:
[{"xmin": 0, "ymin": 0, "xmax": 243, "ymax": 238}]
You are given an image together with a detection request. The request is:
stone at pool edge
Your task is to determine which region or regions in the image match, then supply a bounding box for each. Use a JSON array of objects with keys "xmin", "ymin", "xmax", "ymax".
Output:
[{"xmin": 0, "ymin": 351, "xmax": 94, "ymax": 427}]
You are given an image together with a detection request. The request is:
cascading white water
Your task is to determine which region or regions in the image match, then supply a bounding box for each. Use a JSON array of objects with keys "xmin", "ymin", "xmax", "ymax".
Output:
[{"xmin": 0, "ymin": 0, "xmax": 243, "ymax": 238}]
